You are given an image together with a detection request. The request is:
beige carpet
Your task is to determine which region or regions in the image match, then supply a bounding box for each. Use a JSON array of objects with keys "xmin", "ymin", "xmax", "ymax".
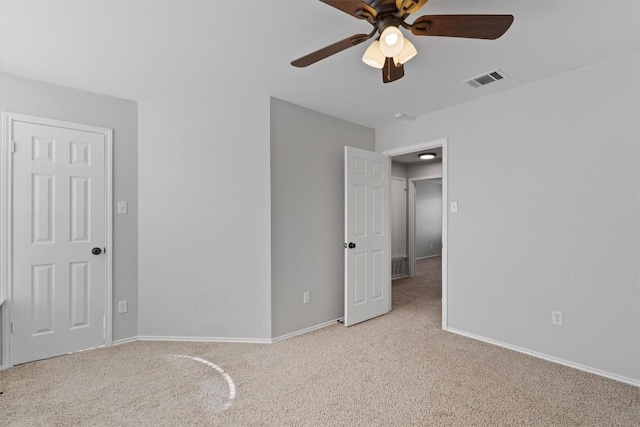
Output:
[{"xmin": 1, "ymin": 257, "xmax": 638, "ymax": 426}]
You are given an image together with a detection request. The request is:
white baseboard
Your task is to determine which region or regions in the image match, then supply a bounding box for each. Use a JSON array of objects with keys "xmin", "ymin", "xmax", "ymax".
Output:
[
  {"xmin": 392, "ymin": 275, "xmax": 408, "ymax": 280},
  {"xmin": 112, "ymin": 336, "xmax": 138, "ymax": 346},
  {"xmin": 111, "ymin": 320, "xmax": 343, "ymax": 348},
  {"xmin": 137, "ymin": 335, "xmax": 272, "ymax": 344},
  {"xmin": 446, "ymin": 327, "xmax": 640, "ymax": 388},
  {"xmin": 271, "ymin": 318, "xmax": 343, "ymax": 344}
]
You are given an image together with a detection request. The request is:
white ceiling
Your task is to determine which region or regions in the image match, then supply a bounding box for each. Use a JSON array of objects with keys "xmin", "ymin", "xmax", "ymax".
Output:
[{"xmin": 0, "ymin": 0, "xmax": 637, "ymax": 128}]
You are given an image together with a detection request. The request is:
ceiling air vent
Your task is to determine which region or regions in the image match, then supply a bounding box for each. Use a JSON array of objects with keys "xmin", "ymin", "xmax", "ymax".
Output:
[{"xmin": 464, "ymin": 69, "xmax": 508, "ymax": 88}]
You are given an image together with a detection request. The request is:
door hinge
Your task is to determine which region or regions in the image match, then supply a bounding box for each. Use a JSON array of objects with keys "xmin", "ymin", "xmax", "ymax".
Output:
[
  {"xmin": 11, "ymin": 141, "xmax": 16, "ymax": 153},
  {"xmin": 10, "ymin": 322, "xmax": 13, "ymax": 333}
]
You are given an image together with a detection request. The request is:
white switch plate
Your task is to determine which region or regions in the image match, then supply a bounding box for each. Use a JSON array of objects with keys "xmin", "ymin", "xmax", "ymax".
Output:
[
  {"xmin": 451, "ymin": 201, "xmax": 458, "ymax": 213},
  {"xmin": 117, "ymin": 201, "xmax": 128, "ymax": 215},
  {"xmin": 303, "ymin": 292, "xmax": 310, "ymax": 304}
]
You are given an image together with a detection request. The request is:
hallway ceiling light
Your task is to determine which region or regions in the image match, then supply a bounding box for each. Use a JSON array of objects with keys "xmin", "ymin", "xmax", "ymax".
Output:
[{"xmin": 419, "ymin": 153, "xmax": 436, "ymax": 160}]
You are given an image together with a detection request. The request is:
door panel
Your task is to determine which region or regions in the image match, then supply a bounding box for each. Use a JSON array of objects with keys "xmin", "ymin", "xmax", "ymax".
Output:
[
  {"xmin": 12, "ymin": 121, "xmax": 106, "ymax": 365},
  {"xmin": 31, "ymin": 264, "xmax": 54, "ymax": 334},
  {"xmin": 354, "ymin": 185, "xmax": 367, "ymax": 237},
  {"xmin": 70, "ymin": 176, "xmax": 90, "ymax": 242},
  {"xmin": 371, "ymin": 250, "xmax": 384, "ymax": 300},
  {"xmin": 69, "ymin": 262, "xmax": 90, "ymax": 328},
  {"xmin": 344, "ymin": 146, "xmax": 391, "ymax": 326},
  {"xmin": 32, "ymin": 174, "xmax": 54, "ymax": 243},
  {"xmin": 353, "ymin": 252, "xmax": 367, "ymax": 305}
]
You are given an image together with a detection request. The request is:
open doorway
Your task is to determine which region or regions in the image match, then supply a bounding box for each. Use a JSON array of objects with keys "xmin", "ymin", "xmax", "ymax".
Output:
[
  {"xmin": 383, "ymin": 139, "xmax": 448, "ymax": 328},
  {"xmin": 412, "ymin": 178, "xmax": 443, "ymax": 262}
]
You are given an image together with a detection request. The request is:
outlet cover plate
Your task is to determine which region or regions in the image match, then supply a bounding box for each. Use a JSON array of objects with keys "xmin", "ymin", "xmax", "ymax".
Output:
[
  {"xmin": 552, "ymin": 310, "xmax": 563, "ymax": 326},
  {"xmin": 118, "ymin": 300, "xmax": 128, "ymax": 314}
]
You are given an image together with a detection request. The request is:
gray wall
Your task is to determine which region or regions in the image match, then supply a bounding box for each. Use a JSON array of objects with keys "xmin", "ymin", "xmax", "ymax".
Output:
[
  {"xmin": 376, "ymin": 51, "xmax": 640, "ymax": 381},
  {"xmin": 407, "ymin": 160, "xmax": 442, "ymax": 179},
  {"xmin": 0, "ymin": 73, "xmax": 139, "ymax": 342},
  {"xmin": 138, "ymin": 96, "xmax": 272, "ymax": 340},
  {"xmin": 415, "ymin": 180, "xmax": 442, "ymax": 258},
  {"xmin": 270, "ymin": 98, "xmax": 375, "ymax": 338},
  {"xmin": 391, "ymin": 160, "xmax": 407, "ymax": 178}
]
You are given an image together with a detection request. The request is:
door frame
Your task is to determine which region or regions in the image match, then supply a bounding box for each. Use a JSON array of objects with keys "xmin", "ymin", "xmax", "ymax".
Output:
[
  {"xmin": 382, "ymin": 138, "xmax": 448, "ymax": 329},
  {"xmin": 1, "ymin": 112, "xmax": 114, "ymax": 369}
]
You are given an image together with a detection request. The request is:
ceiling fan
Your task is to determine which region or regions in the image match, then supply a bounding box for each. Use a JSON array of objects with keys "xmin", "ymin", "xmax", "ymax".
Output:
[{"xmin": 291, "ymin": 0, "xmax": 514, "ymax": 83}]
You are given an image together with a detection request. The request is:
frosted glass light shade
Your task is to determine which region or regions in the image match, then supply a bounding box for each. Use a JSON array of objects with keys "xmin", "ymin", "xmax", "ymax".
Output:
[
  {"xmin": 379, "ymin": 26, "xmax": 405, "ymax": 57},
  {"xmin": 397, "ymin": 38, "xmax": 417, "ymax": 64},
  {"xmin": 362, "ymin": 40, "xmax": 385, "ymax": 69}
]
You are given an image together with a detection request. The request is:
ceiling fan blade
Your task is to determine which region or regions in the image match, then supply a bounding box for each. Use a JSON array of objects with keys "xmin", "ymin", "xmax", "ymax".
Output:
[
  {"xmin": 396, "ymin": 0, "xmax": 429, "ymax": 15},
  {"xmin": 320, "ymin": 0, "xmax": 377, "ymax": 21},
  {"xmin": 411, "ymin": 15, "xmax": 514, "ymax": 40},
  {"xmin": 291, "ymin": 34, "xmax": 370, "ymax": 67},
  {"xmin": 382, "ymin": 57, "xmax": 404, "ymax": 83}
]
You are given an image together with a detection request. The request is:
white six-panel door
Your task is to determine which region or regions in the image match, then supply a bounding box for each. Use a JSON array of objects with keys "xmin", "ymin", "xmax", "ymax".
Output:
[
  {"xmin": 344, "ymin": 146, "xmax": 391, "ymax": 326},
  {"xmin": 11, "ymin": 120, "xmax": 107, "ymax": 365}
]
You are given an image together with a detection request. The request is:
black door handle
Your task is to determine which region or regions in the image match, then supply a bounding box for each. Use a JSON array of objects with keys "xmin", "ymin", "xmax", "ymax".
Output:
[
  {"xmin": 343, "ymin": 242, "xmax": 356, "ymax": 249},
  {"xmin": 91, "ymin": 247, "xmax": 102, "ymax": 255}
]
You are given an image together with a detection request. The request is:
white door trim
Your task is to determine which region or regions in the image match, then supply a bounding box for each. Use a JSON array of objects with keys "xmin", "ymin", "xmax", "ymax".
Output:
[
  {"xmin": 382, "ymin": 138, "xmax": 448, "ymax": 330},
  {"xmin": 0, "ymin": 112, "xmax": 113, "ymax": 369}
]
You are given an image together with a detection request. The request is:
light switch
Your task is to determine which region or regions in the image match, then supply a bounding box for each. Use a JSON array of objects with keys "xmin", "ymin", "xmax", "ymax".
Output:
[
  {"xmin": 451, "ymin": 201, "xmax": 458, "ymax": 213},
  {"xmin": 117, "ymin": 201, "xmax": 128, "ymax": 215}
]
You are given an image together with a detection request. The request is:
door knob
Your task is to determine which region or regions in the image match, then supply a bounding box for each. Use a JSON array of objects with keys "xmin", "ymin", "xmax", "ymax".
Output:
[
  {"xmin": 91, "ymin": 247, "xmax": 102, "ymax": 255},
  {"xmin": 343, "ymin": 242, "xmax": 356, "ymax": 249}
]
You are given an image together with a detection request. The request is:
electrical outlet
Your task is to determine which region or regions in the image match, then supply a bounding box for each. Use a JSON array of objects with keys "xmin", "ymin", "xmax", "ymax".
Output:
[
  {"xmin": 451, "ymin": 201, "xmax": 458, "ymax": 213},
  {"xmin": 118, "ymin": 300, "xmax": 128, "ymax": 314},
  {"xmin": 552, "ymin": 311, "xmax": 563, "ymax": 326},
  {"xmin": 303, "ymin": 292, "xmax": 310, "ymax": 304}
]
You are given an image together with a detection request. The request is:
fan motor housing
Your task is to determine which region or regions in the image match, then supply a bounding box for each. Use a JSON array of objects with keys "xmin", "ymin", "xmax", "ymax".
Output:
[
  {"xmin": 368, "ymin": 0, "xmax": 402, "ymax": 14},
  {"xmin": 377, "ymin": 15, "xmax": 402, "ymax": 33}
]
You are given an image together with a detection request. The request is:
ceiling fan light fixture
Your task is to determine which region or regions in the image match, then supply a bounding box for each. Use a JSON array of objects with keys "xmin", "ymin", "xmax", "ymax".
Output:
[
  {"xmin": 397, "ymin": 38, "xmax": 417, "ymax": 64},
  {"xmin": 379, "ymin": 26, "xmax": 405, "ymax": 57},
  {"xmin": 362, "ymin": 40, "xmax": 386, "ymax": 69},
  {"xmin": 419, "ymin": 153, "xmax": 436, "ymax": 160},
  {"xmin": 290, "ymin": 1, "xmax": 515, "ymax": 85}
]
